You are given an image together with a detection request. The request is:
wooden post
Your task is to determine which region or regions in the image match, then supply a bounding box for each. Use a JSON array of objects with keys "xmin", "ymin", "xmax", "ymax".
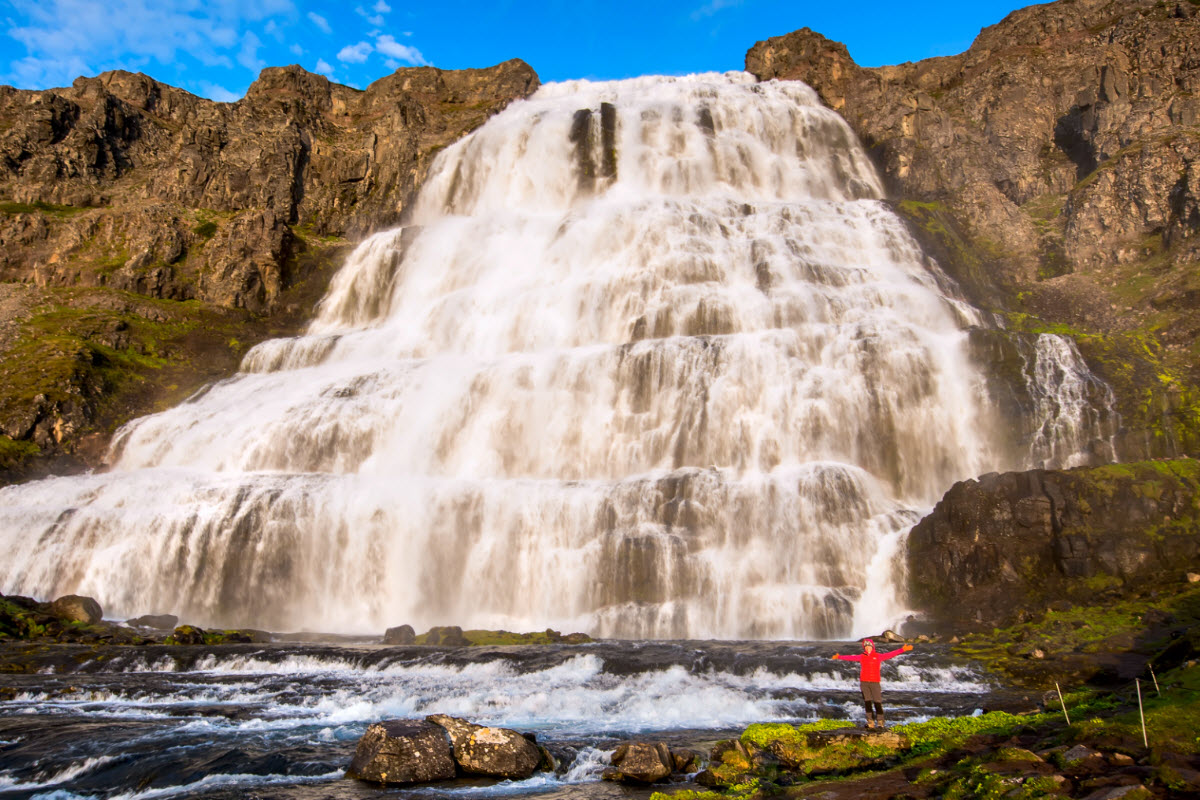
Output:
[
  {"xmin": 1136, "ymin": 678, "xmax": 1148, "ymax": 747},
  {"xmin": 1149, "ymin": 665, "xmax": 1160, "ymax": 695},
  {"xmin": 1055, "ymin": 681, "xmax": 1071, "ymax": 726}
]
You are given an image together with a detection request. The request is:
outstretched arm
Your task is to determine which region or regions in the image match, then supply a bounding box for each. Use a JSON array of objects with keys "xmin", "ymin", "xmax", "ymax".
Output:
[
  {"xmin": 878, "ymin": 645, "xmax": 914, "ymax": 660},
  {"xmin": 835, "ymin": 653, "xmax": 865, "ymax": 661}
]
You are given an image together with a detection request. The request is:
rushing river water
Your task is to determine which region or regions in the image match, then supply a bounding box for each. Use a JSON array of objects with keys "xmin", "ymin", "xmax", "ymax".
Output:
[{"xmin": 0, "ymin": 640, "xmax": 1009, "ymax": 800}]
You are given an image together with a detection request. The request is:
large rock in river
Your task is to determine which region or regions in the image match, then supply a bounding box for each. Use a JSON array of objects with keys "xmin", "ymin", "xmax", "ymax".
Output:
[
  {"xmin": 346, "ymin": 720, "xmax": 456, "ymax": 785},
  {"xmin": 602, "ymin": 741, "xmax": 676, "ymax": 783},
  {"xmin": 50, "ymin": 595, "xmax": 102, "ymax": 624},
  {"xmin": 425, "ymin": 714, "xmax": 540, "ymax": 778},
  {"xmin": 383, "ymin": 624, "xmax": 415, "ymax": 645}
]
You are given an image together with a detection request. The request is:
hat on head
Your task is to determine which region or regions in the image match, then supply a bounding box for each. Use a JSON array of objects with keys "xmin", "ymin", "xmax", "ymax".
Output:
[{"xmin": 862, "ymin": 638, "xmax": 874, "ymax": 646}]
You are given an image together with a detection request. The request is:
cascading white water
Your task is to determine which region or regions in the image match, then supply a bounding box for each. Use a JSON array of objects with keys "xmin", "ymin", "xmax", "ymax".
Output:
[
  {"xmin": 1026, "ymin": 333, "xmax": 1119, "ymax": 468},
  {"xmin": 0, "ymin": 73, "xmax": 1102, "ymax": 638}
]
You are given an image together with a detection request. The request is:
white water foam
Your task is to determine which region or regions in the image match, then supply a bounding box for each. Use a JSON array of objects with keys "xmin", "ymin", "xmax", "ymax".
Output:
[{"xmin": 6, "ymin": 653, "xmax": 989, "ymax": 738}]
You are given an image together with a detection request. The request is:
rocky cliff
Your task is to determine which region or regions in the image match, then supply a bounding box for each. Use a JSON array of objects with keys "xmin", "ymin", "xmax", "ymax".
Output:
[
  {"xmin": 747, "ymin": 0, "xmax": 1200, "ymax": 458},
  {"xmin": 0, "ymin": 60, "xmax": 538, "ymax": 481},
  {"xmin": 907, "ymin": 459, "xmax": 1200, "ymax": 629}
]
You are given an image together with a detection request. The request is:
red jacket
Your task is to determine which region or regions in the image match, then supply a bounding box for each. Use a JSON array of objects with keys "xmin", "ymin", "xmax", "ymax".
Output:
[{"xmin": 835, "ymin": 648, "xmax": 906, "ymax": 682}]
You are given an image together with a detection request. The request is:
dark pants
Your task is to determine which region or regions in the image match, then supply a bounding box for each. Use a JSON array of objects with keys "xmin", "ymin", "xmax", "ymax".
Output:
[{"xmin": 860, "ymin": 681, "xmax": 883, "ymax": 720}]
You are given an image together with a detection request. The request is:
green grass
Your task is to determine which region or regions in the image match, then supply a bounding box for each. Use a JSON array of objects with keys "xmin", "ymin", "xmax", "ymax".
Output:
[
  {"xmin": 953, "ymin": 581, "xmax": 1200, "ymax": 688},
  {"xmin": 192, "ymin": 220, "xmax": 218, "ymax": 239},
  {"xmin": 0, "ymin": 599, "xmax": 46, "ymax": 639},
  {"xmin": 0, "ymin": 200, "xmax": 88, "ymax": 217},
  {"xmin": 0, "ymin": 437, "xmax": 39, "ymax": 470},
  {"xmin": 896, "ymin": 711, "xmax": 1050, "ymax": 757}
]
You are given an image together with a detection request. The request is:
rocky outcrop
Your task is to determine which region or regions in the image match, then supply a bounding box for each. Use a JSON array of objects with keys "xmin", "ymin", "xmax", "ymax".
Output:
[
  {"xmin": 907, "ymin": 459, "xmax": 1200, "ymax": 628},
  {"xmin": 1, "ymin": 591, "xmax": 147, "ymax": 643},
  {"xmin": 0, "ymin": 61, "xmax": 538, "ymax": 481},
  {"xmin": 0, "ymin": 60, "xmax": 537, "ymax": 310},
  {"xmin": 747, "ymin": 0, "xmax": 1200, "ymax": 456}
]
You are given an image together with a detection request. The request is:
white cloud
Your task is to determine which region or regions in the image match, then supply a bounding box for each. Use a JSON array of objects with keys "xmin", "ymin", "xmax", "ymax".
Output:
[
  {"xmin": 690, "ymin": 0, "xmax": 742, "ymax": 20},
  {"xmin": 3, "ymin": 0, "xmax": 295, "ymax": 89},
  {"xmin": 354, "ymin": 6, "xmax": 384, "ymax": 26},
  {"xmin": 375, "ymin": 35, "xmax": 426, "ymax": 66},
  {"xmin": 337, "ymin": 41, "xmax": 372, "ymax": 63},
  {"xmin": 373, "ymin": 0, "xmax": 391, "ymax": 12},
  {"xmin": 198, "ymin": 81, "xmax": 241, "ymax": 102},
  {"xmin": 290, "ymin": 43, "xmax": 304, "ymax": 56},
  {"xmin": 315, "ymin": 58, "xmax": 334, "ymax": 76},
  {"xmin": 307, "ymin": 11, "xmax": 332, "ymax": 34},
  {"xmin": 237, "ymin": 31, "xmax": 265, "ymax": 71}
]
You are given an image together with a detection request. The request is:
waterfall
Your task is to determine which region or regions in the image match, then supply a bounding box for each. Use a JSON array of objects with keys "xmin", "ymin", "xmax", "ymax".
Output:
[
  {"xmin": 0, "ymin": 73, "xmax": 1099, "ymax": 638},
  {"xmin": 1025, "ymin": 333, "xmax": 1119, "ymax": 469}
]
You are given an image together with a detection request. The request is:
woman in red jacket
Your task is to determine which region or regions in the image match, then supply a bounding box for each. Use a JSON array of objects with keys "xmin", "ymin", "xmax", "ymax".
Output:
[{"xmin": 832, "ymin": 638, "xmax": 913, "ymax": 729}]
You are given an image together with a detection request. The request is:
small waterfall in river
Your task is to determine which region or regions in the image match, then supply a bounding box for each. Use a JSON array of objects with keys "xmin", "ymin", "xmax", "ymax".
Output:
[{"xmin": 0, "ymin": 73, "xmax": 1116, "ymax": 638}]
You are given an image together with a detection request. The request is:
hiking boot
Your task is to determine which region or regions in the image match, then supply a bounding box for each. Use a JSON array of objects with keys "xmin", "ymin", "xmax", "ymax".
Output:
[{"xmin": 865, "ymin": 718, "xmax": 875, "ymax": 730}]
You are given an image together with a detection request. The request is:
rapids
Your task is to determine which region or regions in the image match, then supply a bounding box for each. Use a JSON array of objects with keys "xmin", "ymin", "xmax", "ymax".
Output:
[
  {"xmin": 0, "ymin": 640, "xmax": 1010, "ymax": 800},
  {"xmin": 0, "ymin": 73, "xmax": 1116, "ymax": 638}
]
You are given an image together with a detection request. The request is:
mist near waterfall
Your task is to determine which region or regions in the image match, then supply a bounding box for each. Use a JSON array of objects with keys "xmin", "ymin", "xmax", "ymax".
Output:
[{"xmin": 0, "ymin": 73, "xmax": 1111, "ymax": 638}]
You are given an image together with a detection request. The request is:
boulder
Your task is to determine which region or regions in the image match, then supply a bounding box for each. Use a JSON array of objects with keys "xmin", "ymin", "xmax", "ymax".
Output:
[
  {"xmin": 167, "ymin": 625, "xmax": 207, "ymax": 645},
  {"xmin": 346, "ymin": 720, "xmax": 457, "ymax": 785},
  {"xmin": 49, "ymin": 595, "xmax": 102, "ymax": 624},
  {"xmin": 127, "ymin": 614, "xmax": 179, "ymax": 629},
  {"xmin": 384, "ymin": 624, "xmax": 416, "ymax": 645},
  {"xmin": 425, "ymin": 714, "xmax": 540, "ymax": 779},
  {"xmin": 1060, "ymin": 744, "xmax": 1104, "ymax": 768},
  {"xmin": 602, "ymin": 741, "xmax": 675, "ymax": 783},
  {"xmin": 423, "ymin": 626, "xmax": 470, "ymax": 646},
  {"xmin": 671, "ymin": 747, "xmax": 703, "ymax": 773}
]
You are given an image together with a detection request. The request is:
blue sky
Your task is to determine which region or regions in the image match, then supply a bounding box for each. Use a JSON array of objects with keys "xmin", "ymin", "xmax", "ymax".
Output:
[{"xmin": 1, "ymin": 1, "xmax": 1038, "ymax": 101}]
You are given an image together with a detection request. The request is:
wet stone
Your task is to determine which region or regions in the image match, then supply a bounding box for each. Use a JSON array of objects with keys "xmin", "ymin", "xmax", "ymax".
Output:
[
  {"xmin": 603, "ymin": 741, "xmax": 675, "ymax": 783},
  {"xmin": 346, "ymin": 719, "xmax": 456, "ymax": 785}
]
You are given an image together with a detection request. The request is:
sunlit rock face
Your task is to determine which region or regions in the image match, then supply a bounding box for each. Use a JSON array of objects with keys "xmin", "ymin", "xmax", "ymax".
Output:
[{"xmin": 0, "ymin": 73, "xmax": 1114, "ymax": 638}]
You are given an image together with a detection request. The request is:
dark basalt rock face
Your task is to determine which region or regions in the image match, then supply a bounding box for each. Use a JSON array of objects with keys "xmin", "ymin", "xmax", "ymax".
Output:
[
  {"xmin": 906, "ymin": 459, "xmax": 1200, "ymax": 629},
  {"xmin": 747, "ymin": 0, "xmax": 1200, "ymax": 457},
  {"xmin": 0, "ymin": 60, "xmax": 538, "ymax": 481}
]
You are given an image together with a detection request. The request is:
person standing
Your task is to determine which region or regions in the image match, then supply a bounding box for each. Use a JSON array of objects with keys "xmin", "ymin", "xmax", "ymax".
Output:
[{"xmin": 832, "ymin": 638, "xmax": 913, "ymax": 729}]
